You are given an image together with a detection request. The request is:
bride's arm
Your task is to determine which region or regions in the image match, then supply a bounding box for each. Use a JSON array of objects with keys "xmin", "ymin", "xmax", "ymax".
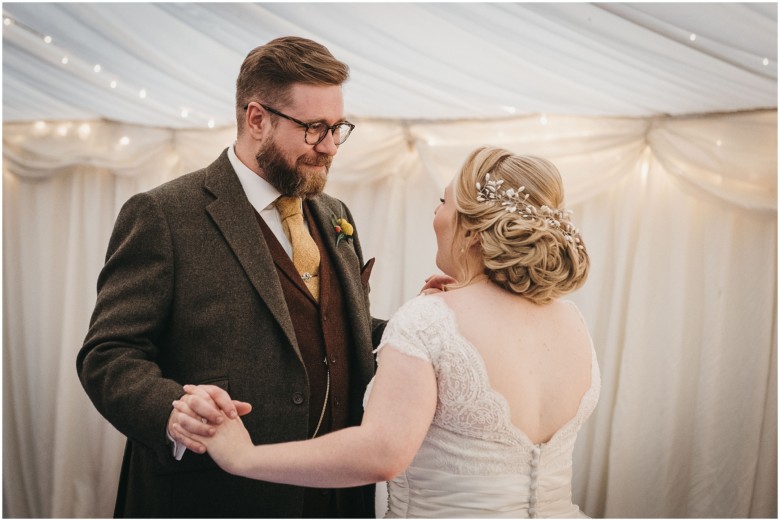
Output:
[{"xmin": 173, "ymin": 346, "xmax": 436, "ymax": 488}]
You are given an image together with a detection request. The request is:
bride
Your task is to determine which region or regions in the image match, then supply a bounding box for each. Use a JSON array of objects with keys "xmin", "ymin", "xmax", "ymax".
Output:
[{"xmin": 175, "ymin": 146, "xmax": 600, "ymax": 518}]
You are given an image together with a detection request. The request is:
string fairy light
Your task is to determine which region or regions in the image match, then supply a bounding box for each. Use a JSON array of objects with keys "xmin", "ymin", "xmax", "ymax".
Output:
[
  {"xmin": 2, "ymin": 10, "xmax": 222, "ymax": 129},
  {"xmin": 78, "ymin": 123, "xmax": 92, "ymax": 139}
]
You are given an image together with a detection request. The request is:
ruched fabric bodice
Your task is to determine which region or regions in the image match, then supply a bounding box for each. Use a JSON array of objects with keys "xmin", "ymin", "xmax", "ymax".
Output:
[{"xmin": 364, "ymin": 295, "xmax": 600, "ymax": 518}]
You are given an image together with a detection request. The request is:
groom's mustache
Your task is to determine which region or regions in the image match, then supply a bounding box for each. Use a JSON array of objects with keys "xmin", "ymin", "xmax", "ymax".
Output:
[{"xmin": 300, "ymin": 154, "xmax": 332, "ymax": 168}]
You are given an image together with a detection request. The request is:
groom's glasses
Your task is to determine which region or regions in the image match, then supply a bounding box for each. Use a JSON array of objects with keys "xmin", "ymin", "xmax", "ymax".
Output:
[{"xmin": 244, "ymin": 102, "xmax": 355, "ymax": 146}]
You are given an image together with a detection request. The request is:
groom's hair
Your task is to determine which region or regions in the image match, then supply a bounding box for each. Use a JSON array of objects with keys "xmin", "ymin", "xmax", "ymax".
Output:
[{"xmin": 235, "ymin": 36, "xmax": 350, "ymax": 133}]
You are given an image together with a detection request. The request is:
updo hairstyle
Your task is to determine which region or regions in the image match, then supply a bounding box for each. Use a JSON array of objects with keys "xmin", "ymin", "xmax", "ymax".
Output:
[{"xmin": 452, "ymin": 147, "xmax": 589, "ymax": 304}]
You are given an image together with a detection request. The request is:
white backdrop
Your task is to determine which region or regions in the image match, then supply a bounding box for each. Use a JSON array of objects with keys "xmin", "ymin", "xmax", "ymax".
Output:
[
  {"xmin": 2, "ymin": 2, "xmax": 777, "ymax": 518},
  {"xmin": 3, "ymin": 109, "xmax": 776, "ymax": 518}
]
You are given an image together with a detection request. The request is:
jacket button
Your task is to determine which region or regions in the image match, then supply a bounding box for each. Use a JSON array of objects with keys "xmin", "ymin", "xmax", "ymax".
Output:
[{"xmin": 292, "ymin": 392, "xmax": 304, "ymax": 405}]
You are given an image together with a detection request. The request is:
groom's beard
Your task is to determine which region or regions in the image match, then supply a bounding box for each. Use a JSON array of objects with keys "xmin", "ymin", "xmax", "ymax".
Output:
[{"xmin": 257, "ymin": 137, "xmax": 331, "ymax": 198}]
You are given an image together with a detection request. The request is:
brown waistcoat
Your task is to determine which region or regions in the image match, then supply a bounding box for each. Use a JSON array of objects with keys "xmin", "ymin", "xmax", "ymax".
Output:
[{"xmin": 255, "ymin": 202, "xmax": 365, "ymax": 517}]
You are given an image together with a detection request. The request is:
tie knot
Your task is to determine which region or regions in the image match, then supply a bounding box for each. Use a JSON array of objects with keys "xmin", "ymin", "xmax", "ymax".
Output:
[{"xmin": 276, "ymin": 196, "xmax": 302, "ymax": 220}]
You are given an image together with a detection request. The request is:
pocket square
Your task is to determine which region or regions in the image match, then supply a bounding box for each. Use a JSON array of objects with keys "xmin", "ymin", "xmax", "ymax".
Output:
[{"xmin": 361, "ymin": 258, "xmax": 375, "ymax": 285}]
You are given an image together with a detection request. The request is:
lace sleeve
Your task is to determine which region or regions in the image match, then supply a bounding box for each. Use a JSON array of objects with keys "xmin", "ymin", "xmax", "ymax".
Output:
[{"xmin": 375, "ymin": 295, "xmax": 449, "ymax": 364}]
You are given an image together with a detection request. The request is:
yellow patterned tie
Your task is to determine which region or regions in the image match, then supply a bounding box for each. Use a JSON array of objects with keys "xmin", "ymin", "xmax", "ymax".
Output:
[{"xmin": 275, "ymin": 196, "xmax": 320, "ymax": 301}]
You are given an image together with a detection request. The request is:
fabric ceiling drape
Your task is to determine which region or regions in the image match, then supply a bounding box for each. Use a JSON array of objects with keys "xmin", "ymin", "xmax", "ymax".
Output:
[
  {"xmin": 3, "ymin": 110, "xmax": 776, "ymax": 518},
  {"xmin": 3, "ymin": 3, "xmax": 776, "ymax": 125}
]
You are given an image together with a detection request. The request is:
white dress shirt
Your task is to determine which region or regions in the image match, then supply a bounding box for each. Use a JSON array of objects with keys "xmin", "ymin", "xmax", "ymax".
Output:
[{"xmin": 228, "ymin": 143, "xmax": 295, "ymax": 257}]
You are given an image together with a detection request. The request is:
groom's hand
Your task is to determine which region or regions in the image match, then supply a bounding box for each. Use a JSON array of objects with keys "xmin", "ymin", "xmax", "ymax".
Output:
[
  {"xmin": 420, "ymin": 274, "xmax": 457, "ymax": 295},
  {"xmin": 168, "ymin": 384, "xmax": 252, "ymax": 454}
]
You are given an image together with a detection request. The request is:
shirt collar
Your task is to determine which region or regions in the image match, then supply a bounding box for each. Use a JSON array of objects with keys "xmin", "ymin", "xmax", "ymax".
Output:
[{"xmin": 227, "ymin": 143, "xmax": 281, "ymax": 212}]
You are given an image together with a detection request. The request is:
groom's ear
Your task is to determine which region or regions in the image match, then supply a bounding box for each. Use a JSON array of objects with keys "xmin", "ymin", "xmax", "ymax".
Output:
[{"xmin": 244, "ymin": 102, "xmax": 267, "ymax": 141}]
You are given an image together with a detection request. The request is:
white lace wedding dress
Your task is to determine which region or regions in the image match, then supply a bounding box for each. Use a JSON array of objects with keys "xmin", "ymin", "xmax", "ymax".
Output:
[{"xmin": 365, "ymin": 295, "xmax": 600, "ymax": 518}]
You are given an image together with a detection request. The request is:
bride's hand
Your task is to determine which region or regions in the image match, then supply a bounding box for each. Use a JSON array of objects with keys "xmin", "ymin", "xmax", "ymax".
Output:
[{"xmin": 172, "ymin": 407, "xmax": 254, "ymax": 476}]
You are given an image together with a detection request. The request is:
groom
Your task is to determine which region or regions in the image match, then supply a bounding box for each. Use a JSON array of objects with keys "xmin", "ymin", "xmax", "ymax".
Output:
[{"xmin": 77, "ymin": 36, "xmax": 384, "ymax": 517}]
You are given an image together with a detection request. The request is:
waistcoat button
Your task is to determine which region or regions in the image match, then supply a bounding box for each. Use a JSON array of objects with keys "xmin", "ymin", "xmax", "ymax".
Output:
[{"xmin": 292, "ymin": 392, "xmax": 304, "ymax": 405}]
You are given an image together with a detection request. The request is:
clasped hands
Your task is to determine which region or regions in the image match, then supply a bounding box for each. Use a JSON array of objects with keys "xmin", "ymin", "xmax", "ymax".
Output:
[
  {"xmin": 168, "ymin": 274, "xmax": 455, "ymax": 456},
  {"xmin": 168, "ymin": 384, "xmax": 251, "ymax": 455}
]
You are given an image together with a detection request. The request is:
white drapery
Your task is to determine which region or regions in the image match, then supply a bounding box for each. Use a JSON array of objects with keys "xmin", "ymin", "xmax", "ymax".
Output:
[
  {"xmin": 3, "ymin": 110, "xmax": 776, "ymax": 518},
  {"xmin": 2, "ymin": 3, "xmax": 776, "ymax": 126}
]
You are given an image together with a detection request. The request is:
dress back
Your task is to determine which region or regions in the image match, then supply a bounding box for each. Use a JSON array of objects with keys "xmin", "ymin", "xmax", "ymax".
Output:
[{"xmin": 365, "ymin": 295, "xmax": 600, "ymax": 518}]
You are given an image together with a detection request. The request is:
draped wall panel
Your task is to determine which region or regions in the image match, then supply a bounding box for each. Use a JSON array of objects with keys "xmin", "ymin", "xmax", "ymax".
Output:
[{"xmin": 3, "ymin": 110, "xmax": 776, "ymax": 518}]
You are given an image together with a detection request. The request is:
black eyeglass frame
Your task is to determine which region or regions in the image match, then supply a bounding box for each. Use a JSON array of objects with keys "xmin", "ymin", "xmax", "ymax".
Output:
[{"xmin": 244, "ymin": 102, "xmax": 355, "ymax": 146}]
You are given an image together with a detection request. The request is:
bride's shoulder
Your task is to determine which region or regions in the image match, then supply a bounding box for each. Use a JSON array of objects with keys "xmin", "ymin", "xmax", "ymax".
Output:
[
  {"xmin": 378, "ymin": 295, "xmax": 454, "ymax": 360},
  {"xmin": 393, "ymin": 293, "xmax": 451, "ymax": 319},
  {"xmin": 384, "ymin": 295, "xmax": 454, "ymax": 337}
]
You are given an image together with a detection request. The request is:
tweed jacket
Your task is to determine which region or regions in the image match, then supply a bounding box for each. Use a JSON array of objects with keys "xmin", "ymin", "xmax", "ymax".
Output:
[{"xmin": 77, "ymin": 149, "xmax": 383, "ymax": 517}]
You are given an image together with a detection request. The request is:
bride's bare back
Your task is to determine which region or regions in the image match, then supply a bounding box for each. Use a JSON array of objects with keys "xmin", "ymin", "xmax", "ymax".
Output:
[{"xmin": 440, "ymin": 281, "xmax": 593, "ymax": 445}]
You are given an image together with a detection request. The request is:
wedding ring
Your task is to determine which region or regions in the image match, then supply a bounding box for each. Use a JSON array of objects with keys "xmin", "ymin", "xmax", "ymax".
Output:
[{"xmin": 201, "ymin": 417, "xmax": 208, "ymax": 424}]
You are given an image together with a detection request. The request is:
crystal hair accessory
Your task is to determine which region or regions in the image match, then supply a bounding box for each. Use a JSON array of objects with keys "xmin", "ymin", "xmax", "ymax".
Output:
[{"xmin": 476, "ymin": 173, "xmax": 584, "ymax": 249}]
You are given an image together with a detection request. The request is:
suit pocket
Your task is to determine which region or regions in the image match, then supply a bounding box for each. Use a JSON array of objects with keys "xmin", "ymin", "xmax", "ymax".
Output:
[
  {"xmin": 197, "ymin": 376, "xmax": 230, "ymax": 388},
  {"xmin": 360, "ymin": 257, "xmax": 375, "ymax": 286}
]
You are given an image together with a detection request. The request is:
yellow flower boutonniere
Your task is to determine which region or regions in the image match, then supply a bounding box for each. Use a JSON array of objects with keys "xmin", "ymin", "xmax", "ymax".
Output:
[{"xmin": 331, "ymin": 214, "xmax": 354, "ymax": 247}]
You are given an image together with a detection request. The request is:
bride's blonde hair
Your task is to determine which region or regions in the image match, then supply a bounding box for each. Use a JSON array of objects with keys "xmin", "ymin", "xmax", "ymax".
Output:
[{"xmin": 451, "ymin": 146, "xmax": 589, "ymax": 304}]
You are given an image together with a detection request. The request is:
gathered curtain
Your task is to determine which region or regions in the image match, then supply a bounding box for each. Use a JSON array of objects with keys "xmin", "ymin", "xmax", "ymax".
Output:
[{"xmin": 3, "ymin": 110, "xmax": 776, "ymax": 517}]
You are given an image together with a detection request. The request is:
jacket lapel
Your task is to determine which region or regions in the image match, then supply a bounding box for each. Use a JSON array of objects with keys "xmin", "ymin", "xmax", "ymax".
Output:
[
  {"xmin": 202, "ymin": 151, "xmax": 301, "ymax": 361},
  {"xmin": 308, "ymin": 196, "xmax": 362, "ymax": 303},
  {"xmin": 308, "ymin": 196, "xmax": 375, "ymax": 382}
]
